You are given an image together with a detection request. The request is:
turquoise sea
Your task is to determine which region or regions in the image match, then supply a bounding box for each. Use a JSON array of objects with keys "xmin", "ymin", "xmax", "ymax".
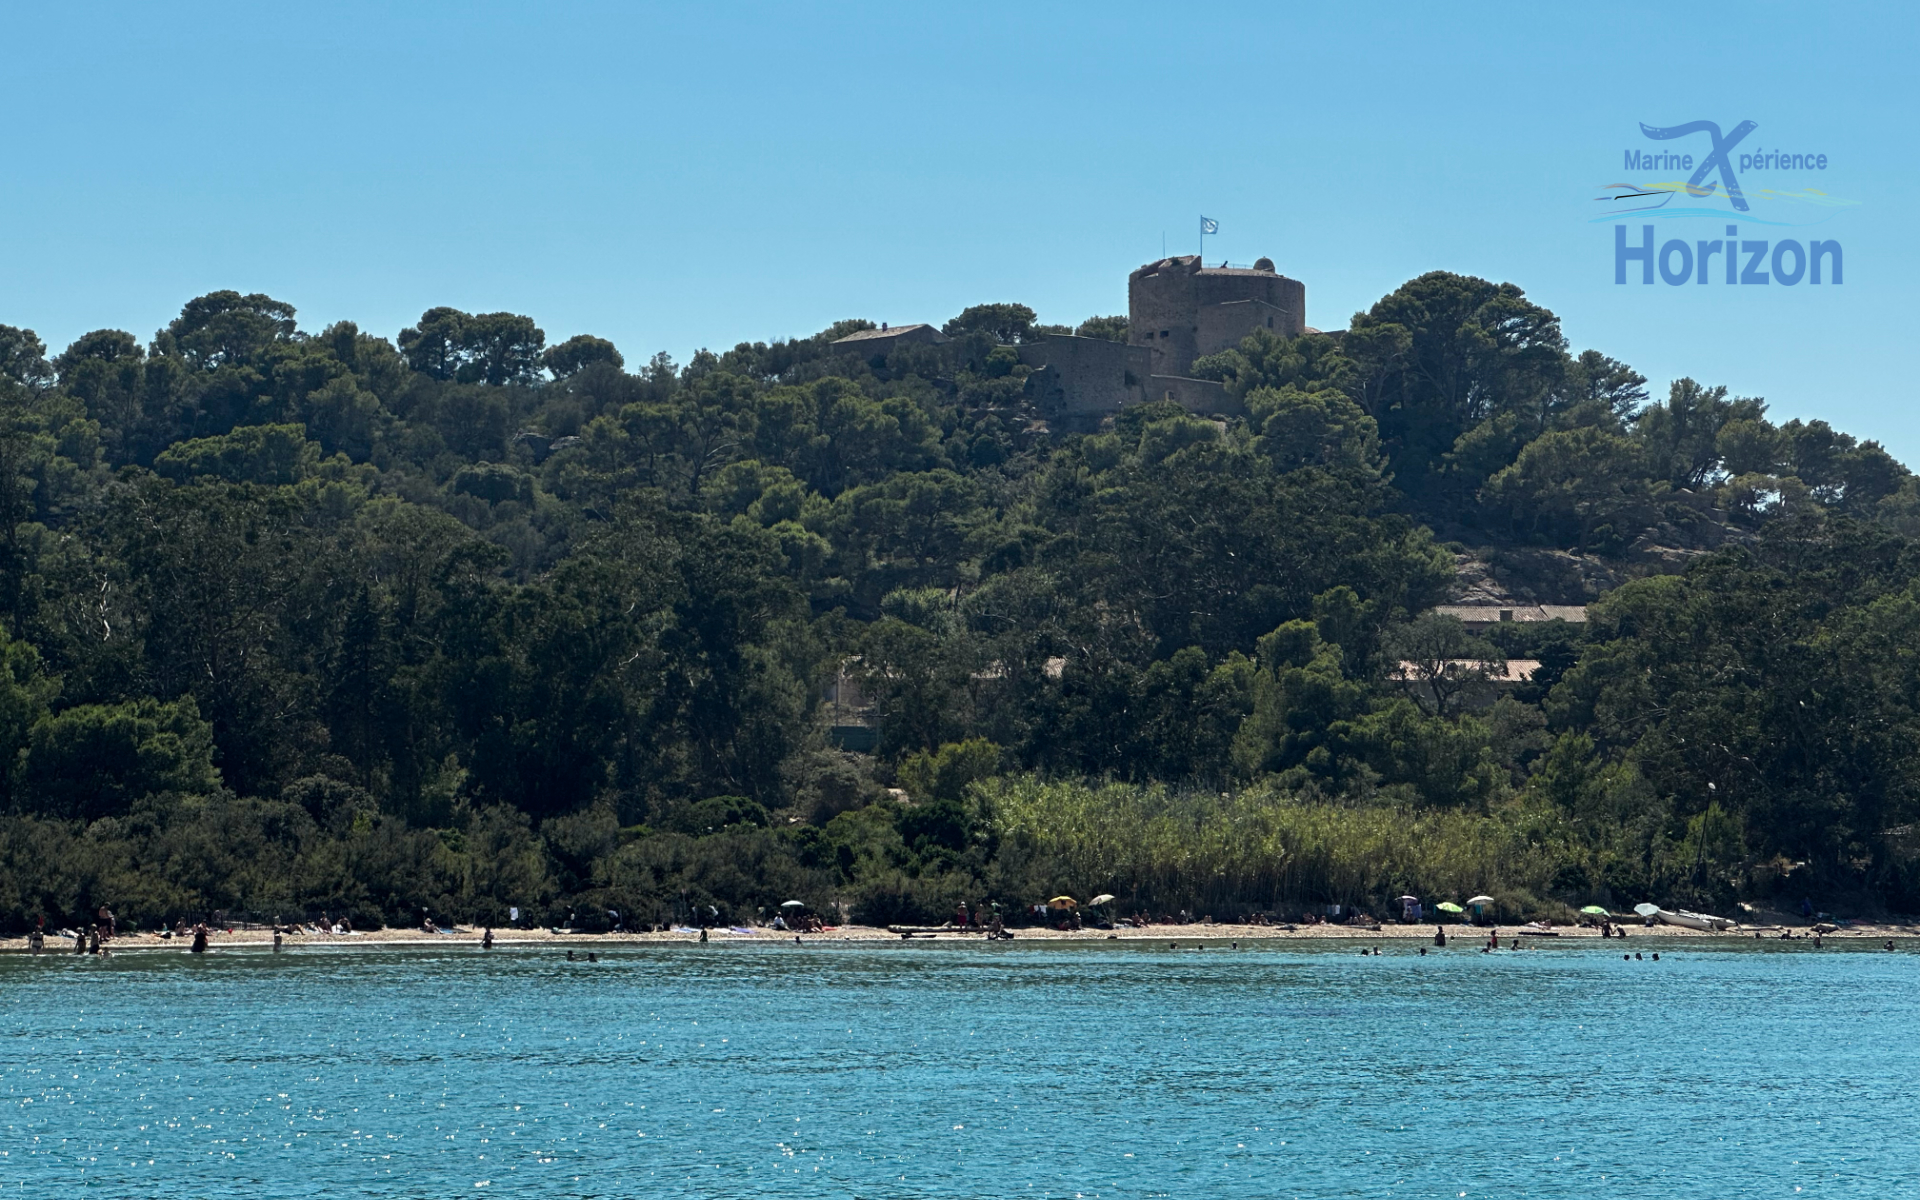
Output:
[{"xmin": 2, "ymin": 937, "xmax": 1915, "ymax": 1198}]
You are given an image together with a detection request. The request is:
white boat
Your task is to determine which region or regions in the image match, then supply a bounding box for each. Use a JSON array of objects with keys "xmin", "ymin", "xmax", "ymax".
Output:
[{"xmin": 1655, "ymin": 908, "xmax": 1735, "ymax": 931}]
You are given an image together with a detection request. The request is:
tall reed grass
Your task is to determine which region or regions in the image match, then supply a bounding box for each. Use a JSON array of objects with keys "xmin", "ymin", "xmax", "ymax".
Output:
[{"xmin": 980, "ymin": 776, "xmax": 1572, "ymax": 917}]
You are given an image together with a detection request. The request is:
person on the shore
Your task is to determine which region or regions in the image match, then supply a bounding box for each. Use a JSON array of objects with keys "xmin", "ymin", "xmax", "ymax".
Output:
[
  {"xmin": 96, "ymin": 904, "xmax": 116, "ymax": 943},
  {"xmin": 699, "ymin": 928, "xmax": 708, "ymax": 943},
  {"xmin": 28, "ymin": 918, "xmax": 44, "ymax": 954}
]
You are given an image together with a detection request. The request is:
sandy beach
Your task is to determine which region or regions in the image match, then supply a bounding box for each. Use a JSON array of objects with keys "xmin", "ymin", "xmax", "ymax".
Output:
[{"xmin": 11, "ymin": 917, "xmax": 1916, "ymax": 952}]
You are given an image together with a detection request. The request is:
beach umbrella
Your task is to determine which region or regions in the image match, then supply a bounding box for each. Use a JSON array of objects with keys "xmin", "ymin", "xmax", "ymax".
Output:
[
  {"xmin": 780, "ymin": 900, "xmax": 806, "ymax": 909},
  {"xmin": 1633, "ymin": 903, "xmax": 1661, "ymax": 917},
  {"xmin": 1089, "ymin": 894, "xmax": 1116, "ymax": 906},
  {"xmin": 1048, "ymin": 896, "xmax": 1078, "ymax": 908},
  {"xmin": 1398, "ymin": 895, "xmax": 1419, "ymax": 902},
  {"xmin": 1466, "ymin": 895, "xmax": 1495, "ymax": 906},
  {"xmin": 1579, "ymin": 905, "xmax": 1610, "ymax": 917},
  {"xmin": 1435, "ymin": 902, "xmax": 1464, "ymax": 913}
]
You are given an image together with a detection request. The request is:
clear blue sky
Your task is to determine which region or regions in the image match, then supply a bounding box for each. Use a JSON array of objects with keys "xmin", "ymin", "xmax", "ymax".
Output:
[{"xmin": 4, "ymin": 2, "xmax": 1915, "ymax": 458}]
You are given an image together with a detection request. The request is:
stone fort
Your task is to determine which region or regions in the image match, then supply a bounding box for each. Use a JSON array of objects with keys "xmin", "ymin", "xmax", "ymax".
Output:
[
  {"xmin": 1035, "ymin": 254, "xmax": 1306, "ymax": 427},
  {"xmin": 834, "ymin": 254, "xmax": 1308, "ymax": 429}
]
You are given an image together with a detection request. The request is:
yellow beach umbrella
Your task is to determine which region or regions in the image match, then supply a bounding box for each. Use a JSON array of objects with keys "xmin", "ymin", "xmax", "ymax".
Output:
[{"xmin": 1048, "ymin": 896, "xmax": 1078, "ymax": 908}]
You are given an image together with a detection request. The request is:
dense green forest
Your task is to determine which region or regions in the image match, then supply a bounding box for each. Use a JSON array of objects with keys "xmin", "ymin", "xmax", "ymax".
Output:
[{"xmin": 2, "ymin": 271, "xmax": 1918, "ymax": 931}]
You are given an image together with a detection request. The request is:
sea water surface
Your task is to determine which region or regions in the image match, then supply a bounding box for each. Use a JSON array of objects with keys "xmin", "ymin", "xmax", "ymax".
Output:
[{"xmin": 1, "ymin": 935, "xmax": 1915, "ymax": 1197}]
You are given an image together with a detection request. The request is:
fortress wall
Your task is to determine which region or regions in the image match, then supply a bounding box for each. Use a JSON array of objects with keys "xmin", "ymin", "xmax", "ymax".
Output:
[
  {"xmin": 1019, "ymin": 335, "xmax": 1151, "ymax": 427},
  {"xmin": 1195, "ymin": 298, "xmax": 1296, "ymax": 361},
  {"xmin": 1148, "ymin": 374, "xmax": 1241, "ymax": 418}
]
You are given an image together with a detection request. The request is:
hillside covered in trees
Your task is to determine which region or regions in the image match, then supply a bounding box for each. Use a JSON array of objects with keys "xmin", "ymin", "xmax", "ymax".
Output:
[{"xmin": 2, "ymin": 271, "xmax": 1918, "ymax": 930}]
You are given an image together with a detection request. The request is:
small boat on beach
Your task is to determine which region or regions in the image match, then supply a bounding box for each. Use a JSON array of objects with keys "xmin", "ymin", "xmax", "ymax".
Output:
[{"xmin": 1655, "ymin": 908, "xmax": 1735, "ymax": 931}]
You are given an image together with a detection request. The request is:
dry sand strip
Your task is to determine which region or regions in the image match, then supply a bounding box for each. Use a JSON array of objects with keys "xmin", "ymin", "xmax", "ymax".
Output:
[{"xmin": 9, "ymin": 920, "xmax": 1915, "ymax": 951}]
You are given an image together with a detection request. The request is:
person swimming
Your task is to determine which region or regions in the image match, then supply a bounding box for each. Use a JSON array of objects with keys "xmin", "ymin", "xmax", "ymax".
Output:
[
  {"xmin": 566, "ymin": 950, "xmax": 576, "ymax": 961},
  {"xmin": 190, "ymin": 923, "xmax": 209, "ymax": 953},
  {"xmin": 482, "ymin": 927, "xmax": 494, "ymax": 949}
]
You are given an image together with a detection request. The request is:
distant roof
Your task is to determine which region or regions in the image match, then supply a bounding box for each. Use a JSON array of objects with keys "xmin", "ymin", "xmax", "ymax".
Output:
[
  {"xmin": 1432, "ymin": 604, "xmax": 1587, "ymax": 624},
  {"xmin": 1391, "ymin": 659, "xmax": 1542, "ymax": 684},
  {"xmin": 832, "ymin": 323, "xmax": 945, "ymax": 345}
]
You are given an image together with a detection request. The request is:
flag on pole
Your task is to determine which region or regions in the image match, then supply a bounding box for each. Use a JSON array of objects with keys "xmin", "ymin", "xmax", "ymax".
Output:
[{"xmin": 1200, "ymin": 216, "xmax": 1219, "ymax": 235}]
